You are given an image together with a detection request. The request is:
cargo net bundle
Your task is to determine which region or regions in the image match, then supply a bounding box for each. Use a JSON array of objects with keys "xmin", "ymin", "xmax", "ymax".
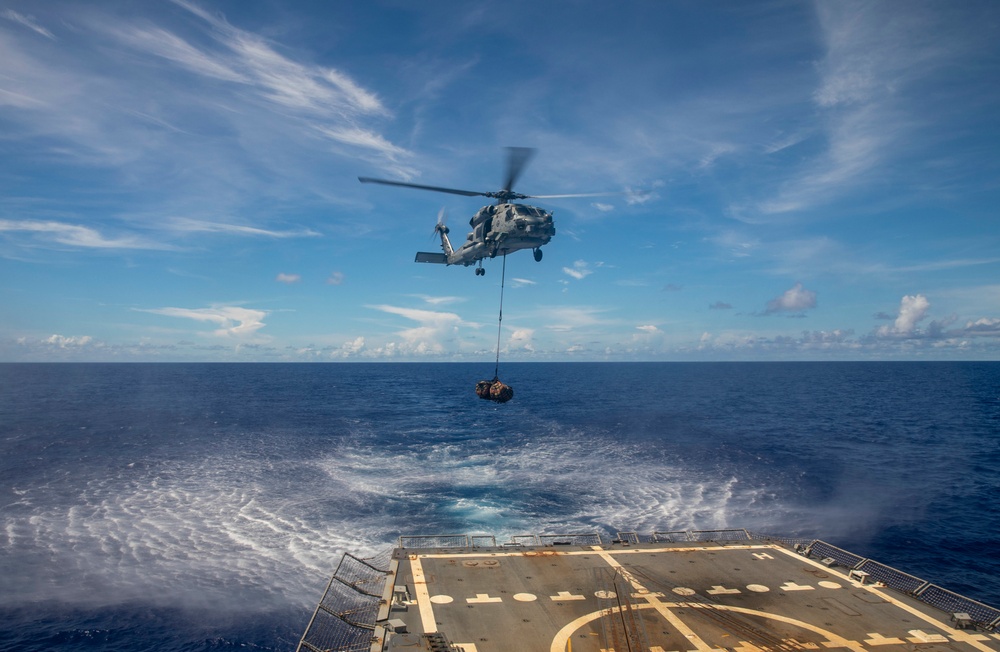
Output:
[
  {"xmin": 474, "ymin": 377, "xmax": 513, "ymax": 403},
  {"xmin": 297, "ymin": 552, "xmax": 391, "ymax": 652}
]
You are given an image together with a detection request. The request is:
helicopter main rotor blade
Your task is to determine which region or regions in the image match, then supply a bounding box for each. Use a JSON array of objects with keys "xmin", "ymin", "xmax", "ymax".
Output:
[
  {"xmin": 526, "ymin": 192, "xmax": 621, "ymax": 199},
  {"xmin": 358, "ymin": 177, "xmax": 487, "ymax": 198},
  {"xmin": 502, "ymin": 147, "xmax": 536, "ymax": 193}
]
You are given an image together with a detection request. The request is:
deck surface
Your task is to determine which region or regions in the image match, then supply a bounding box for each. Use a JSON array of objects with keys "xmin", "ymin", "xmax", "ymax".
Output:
[{"xmin": 385, "ymin": 541, "xmax": 1000, "ymax": 652}]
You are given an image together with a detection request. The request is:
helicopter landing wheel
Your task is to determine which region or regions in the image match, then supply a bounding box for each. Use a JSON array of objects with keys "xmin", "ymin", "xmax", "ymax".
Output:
[
  {"xmin": 475, "ymin": 267, "xmax": 485, "ymax": 276},
  {"xmin": 533, "ymin": 248, "xmax": 543, "ymax": 262}
]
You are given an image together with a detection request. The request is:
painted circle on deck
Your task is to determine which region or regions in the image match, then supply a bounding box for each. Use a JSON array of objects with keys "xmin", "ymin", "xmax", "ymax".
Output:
[
  {"xmin": 595, "ymin": 590, "xmax": 617, "ymax": 599},
  {"xmin": 430, "ymin": 595, "xmax": 454, "ymax": 604},
  {"xmin": 513, "ymin": 593, "xmax": 537, "ymax": 602},
  {"xmin": 818, "ymin": 581, "xmax": 842, "ymax": 589},
  {"xmin": 672, "ymin": 587, "xmax": 696, "ymax": 596},
  {"xmin": 746, "ymin": 584, "xmax": 770, "ymax": 593}
]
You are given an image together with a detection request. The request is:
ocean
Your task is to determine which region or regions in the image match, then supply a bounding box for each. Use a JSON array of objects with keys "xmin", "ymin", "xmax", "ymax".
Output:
[{"xmin": 1, "ymin": 362, "xmax": 998, "ymax": 651}]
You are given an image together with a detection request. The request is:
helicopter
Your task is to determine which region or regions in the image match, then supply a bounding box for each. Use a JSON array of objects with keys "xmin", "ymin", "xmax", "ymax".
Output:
[{"xmin": 359, "ymin": 147, "xmax": 605, "ymax": 275}]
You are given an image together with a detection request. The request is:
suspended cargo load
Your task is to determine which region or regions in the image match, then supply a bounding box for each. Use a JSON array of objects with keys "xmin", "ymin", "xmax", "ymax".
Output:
[{"xmin": 475, "ymin": 378, "xmax": 513, "ymax": 403}]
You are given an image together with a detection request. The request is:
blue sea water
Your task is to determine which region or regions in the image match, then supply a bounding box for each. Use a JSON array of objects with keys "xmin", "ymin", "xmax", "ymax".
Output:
[{"xmin": 1, "ymin": 362, "xmax": 998, "ymax": 651}]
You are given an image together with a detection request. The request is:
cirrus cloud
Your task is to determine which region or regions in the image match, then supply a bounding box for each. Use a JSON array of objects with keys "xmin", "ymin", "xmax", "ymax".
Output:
[
  {"xmin": 140, "ymin": 305, "xmax": 269, "ymax": 339},
  {"xmin": 0, "ymin": 219, "xmax": 173, "ymax": 250}
]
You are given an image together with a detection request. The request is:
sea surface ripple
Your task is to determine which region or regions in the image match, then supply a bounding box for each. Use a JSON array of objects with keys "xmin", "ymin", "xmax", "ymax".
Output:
[{"xmin": 1, "ymin": 362, "xmax": 998, "ymax": 650}]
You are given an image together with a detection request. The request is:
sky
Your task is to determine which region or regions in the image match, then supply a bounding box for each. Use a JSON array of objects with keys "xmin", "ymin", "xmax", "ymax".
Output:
[{"xmin": 1, "ymin": 0, "xmax": 999, "ymax": 362}]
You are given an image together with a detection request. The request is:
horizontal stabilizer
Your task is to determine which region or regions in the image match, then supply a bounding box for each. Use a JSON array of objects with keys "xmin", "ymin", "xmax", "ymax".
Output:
[{"xmin": 415, "ymin": 252, "xmax": 448, "ymax": 264}]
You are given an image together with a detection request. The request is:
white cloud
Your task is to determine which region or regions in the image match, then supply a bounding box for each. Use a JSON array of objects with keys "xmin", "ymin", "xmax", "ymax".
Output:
[
  {"xmin": 962, "ymin": 317, "xmax": 1000, "ymax": 335},
  {"xmin": 698, "ymin": 143, "xmax": 736, "ymax": 169},
  {"xmin": 122, "ymin": 1, "xmax": 387, "ymax": 120},
  {"xmin": 141, "ymin": 305, "xmax": 269, "ymax": 338},
  {"xmin": 0, "ymin": 219, "xmax": 172, "ymax": 250},
  {"xmin": 624, "ymin": 186, "xmax": 658, "ymax": 205},
  {"xmin": 410, "ymin": 294, "xmax": 464, "ymax": 306},
  {"xmin": 313, "ymin": 125, "xmax": 410, "ymax": 163},
  {"xmin": 592, "ymin": 202, "xmax": 614, "ymax": 212},
  {"xmin": 753, "ymin": 3, "xmax": 961, "ymax": 217},
  {"xmin": 511, "ymin": 278, "xmax": 537, "ymax": 288},
  {"xmin": 275, "ymin": 273, "xmax": 300, "ymax": 284},
  {"xmin": 2, "ymin": 10, "xmax": 55, "ymax": 39},
  {"xmin": 710, "ymin": 230, "xmax": 759, "ymax": 258},
  {"xmin": 166, "ymin": 218, "xmax": 320, "ymax": 238},
  {"xmin": 0, "ymin": 0, "xmax": 414, "ymax": 229},
  {"xmin": 562, "ymin": 260, "xmax": 592, "ymax": 280},
  {"xmin": 545, "ymin": 306, "xmax": 610, "ymax": 332},
  {"xmin": 109, "ymin": 24, "xmax": 248, "ymax": 83},
  {"xmin": 506, "ymin": 328, "xmax": 535, "ymax": 352},
  {"xmin": 368, "ymin": 304, "xmax": 477, "ymax": 355},
  {"xmin": 764, "ymin": 283, "xmax": 817, "ymax": 314},
  {"xmin": 877, "ymin": 294, "xmax": 930, "ymax": 337},
  {"xmin": 636, "ymin": 325, "xmax": 660, "ymax": 334},
  {"xmin": 44, "ymin": 334, "xmax": 93, "ymax": 348},
  {"xmin": 327, "ymin": 271, "xmax": 345, "ymax": 286},
  {"xmin": 329, "ymin": 336, "xmax": 366, "ymax": 358}
]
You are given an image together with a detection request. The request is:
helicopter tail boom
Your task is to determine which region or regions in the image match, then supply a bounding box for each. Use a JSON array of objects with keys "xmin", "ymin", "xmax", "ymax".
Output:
[{"xmin": 415, "ymin": 252, "xmax": 448, "ymax": 264}]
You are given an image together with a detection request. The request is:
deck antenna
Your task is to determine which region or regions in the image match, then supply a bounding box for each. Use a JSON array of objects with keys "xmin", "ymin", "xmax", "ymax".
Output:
[{"xmin": 494, "ymin": 250, "xmax": 507, "ymax": 380}]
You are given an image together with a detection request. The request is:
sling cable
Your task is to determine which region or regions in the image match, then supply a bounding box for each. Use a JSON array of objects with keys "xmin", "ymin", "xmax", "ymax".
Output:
[{"xmin": 475, "ymin": 252, "xmax": 514, "ymax": 403}]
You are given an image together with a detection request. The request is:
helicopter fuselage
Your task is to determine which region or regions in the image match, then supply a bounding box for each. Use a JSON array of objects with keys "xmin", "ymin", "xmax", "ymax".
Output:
[
  {"xmin": 416, "ymin": 203, "xmax": 555, "ymax": 271},
  {"xmin": 362, "ymin": 147, "xmax": 589, "ymax": 275}
]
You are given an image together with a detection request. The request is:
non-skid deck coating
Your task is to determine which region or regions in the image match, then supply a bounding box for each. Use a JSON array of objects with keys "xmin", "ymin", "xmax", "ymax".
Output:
[{"xmin": 385, "ymin": 541, "xmax": 999, "ymax": 652}]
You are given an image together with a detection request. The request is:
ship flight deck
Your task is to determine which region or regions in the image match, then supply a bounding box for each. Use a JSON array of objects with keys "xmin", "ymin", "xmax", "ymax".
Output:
[{"xmin": 298, "ymin": 531, "xmax": 1000, "ymax": 652}]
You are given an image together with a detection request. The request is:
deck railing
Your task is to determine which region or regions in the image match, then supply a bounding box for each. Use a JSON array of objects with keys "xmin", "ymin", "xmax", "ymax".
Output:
[{"xmin": 297, "ymin": 551, "xmax": 391, "ymax": 652}]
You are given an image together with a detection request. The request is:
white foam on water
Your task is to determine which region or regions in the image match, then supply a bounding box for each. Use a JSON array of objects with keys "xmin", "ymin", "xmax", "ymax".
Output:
[
  {"xmin": 0, "ymin": 414, "xmax": 796, "ymax": 616},
  {"xmin": 0, "ymin": 452, "xmax": 374, "ymax": 611},
  {"xmin": 309, "ymin": 420, "xmax": 785, "ymax": 542}
]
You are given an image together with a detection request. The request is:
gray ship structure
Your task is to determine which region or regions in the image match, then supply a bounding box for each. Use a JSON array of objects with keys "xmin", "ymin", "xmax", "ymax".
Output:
[{"xmin": 298, "ymin": 529, "xmax": 1000, "ymax": 652}]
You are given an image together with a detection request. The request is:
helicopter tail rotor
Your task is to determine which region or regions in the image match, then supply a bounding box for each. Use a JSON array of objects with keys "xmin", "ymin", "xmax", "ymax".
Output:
[{"xmin": 433, "ymin": 207, "xmax": 449, "ymax": 236}]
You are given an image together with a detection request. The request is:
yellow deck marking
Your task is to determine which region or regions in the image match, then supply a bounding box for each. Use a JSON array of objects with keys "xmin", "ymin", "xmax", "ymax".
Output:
[
  {"xmin": 594, "ymin": 548, "xmax": 715, "ymax": 652},
  {"xmin": 908, "ymin": 630, "xmax": 950, "ymax": 644},
  {"xmin": 409, "ymin": 556, "xmax": 438, "ymax": 634},
  {"xmin": 772, "ymin": 546, "xmax": 998, "ymax": 652},
  {"xmin": 412, "ymin": 544, "xmax": 1000, "ymax": 652},
  {"xmin": 549, "ymin": 602, "xmax": 867, "ymax": 652},
  {"xmin": 466, "ymin": 593, "xmax": 502, "ymax": 603},
  {"xmin": 733, "ymin": 642, "xmax": 766, "ymax": 652},
  {"xmin": 416, "ymin": 543, "xmax": 769, "ymax": 560},
  {"xmin": 864, "ymin": 632, "xmax": 904, "ymax": 645},
  {"xmin": 707, "ymin": 585, "xmax": 741, "ymax": 595}
]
